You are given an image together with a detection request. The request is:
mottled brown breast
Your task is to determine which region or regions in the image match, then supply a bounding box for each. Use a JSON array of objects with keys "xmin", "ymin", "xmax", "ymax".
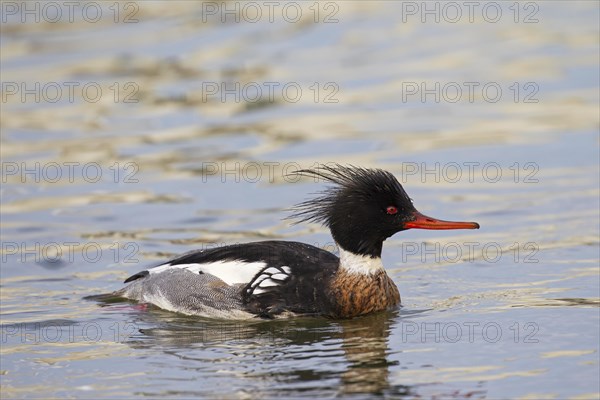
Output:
[{"xmin": 329, "ymin": 269, "xmax": 400, "ymax": 319}]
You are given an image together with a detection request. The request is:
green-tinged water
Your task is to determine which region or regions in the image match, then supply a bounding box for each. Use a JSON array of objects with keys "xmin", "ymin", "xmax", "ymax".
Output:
[{"xmin": 1, "ymin": 1, "xmax": 599, "ymax": 398}]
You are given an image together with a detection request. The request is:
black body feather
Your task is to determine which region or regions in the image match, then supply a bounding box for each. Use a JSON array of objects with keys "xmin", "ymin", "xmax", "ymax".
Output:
[{"xmin": 124, "ymin": 241, "xmax": 340, "ymax": 317}]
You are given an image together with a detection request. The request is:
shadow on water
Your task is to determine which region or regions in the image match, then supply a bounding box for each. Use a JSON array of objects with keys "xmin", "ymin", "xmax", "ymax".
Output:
[{"xmin": 90, "ymin": 295, "xmax": 430, "ymax": 397}]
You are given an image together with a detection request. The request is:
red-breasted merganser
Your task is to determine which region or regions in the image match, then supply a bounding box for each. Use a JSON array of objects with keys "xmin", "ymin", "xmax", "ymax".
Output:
[{"xmin": 116, "ymin": 165, "xmax": 479, "ymax": 319}]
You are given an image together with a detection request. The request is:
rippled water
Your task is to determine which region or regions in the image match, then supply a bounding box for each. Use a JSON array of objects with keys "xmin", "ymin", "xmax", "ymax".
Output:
[{"xmin": 1, "ymin": 1, "xmax": 599, "ymax": 398}]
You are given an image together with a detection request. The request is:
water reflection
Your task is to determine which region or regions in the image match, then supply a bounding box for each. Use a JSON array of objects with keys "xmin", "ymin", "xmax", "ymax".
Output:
[{"xmin": 107, "ymin": 304, "xmax": 412, "ymax": 396}]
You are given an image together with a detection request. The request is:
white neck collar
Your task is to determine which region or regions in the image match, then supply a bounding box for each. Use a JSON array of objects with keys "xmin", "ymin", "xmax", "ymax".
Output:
[{"xmin": 338, "ymin": 246, "xmax": 384, "ymax": 275}]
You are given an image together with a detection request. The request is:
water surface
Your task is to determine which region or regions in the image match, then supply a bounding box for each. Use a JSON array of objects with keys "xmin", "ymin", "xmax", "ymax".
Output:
[{"xmin": 1, "ymin": 2, "xmax": 599, "ymax": 398}]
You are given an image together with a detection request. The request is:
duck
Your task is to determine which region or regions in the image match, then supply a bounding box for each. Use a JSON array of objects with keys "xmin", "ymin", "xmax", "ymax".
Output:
[{"xmin": 115, "ymin": 165, "xmax": 480, "ymax": 319}]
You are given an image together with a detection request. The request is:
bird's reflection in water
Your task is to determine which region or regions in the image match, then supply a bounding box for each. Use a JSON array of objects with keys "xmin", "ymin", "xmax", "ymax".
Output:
[
  {"xmin": 337, "ymin": 311, "xmax": 407, "ymax": 396},
  {"xmin": 105, "ymin": 302, "xmax": 416, "ymax": 397}
]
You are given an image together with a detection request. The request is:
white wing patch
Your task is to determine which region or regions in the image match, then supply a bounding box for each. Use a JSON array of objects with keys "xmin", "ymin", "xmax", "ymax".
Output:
[
  {"xmin": 246, "ymin": 266, "xmax": 292, "ymax": 296},
  {"xmin": 147, "ymin": 260, "xmax": 267, "ymax": 286}
]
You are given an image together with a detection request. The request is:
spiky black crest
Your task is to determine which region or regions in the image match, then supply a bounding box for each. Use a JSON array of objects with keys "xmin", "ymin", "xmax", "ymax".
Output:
[
  {"xmin": 287, "ymin": 165, "xmax": 417, "ymax": 257},
  {"xmin": 287, "ymin": 164, "xmax": 413, "ymax": 227}
]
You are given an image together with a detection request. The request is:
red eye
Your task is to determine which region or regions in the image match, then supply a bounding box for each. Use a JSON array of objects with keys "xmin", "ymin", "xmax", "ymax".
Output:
[{"xmin": 386, "ymin": 206, "xmax": 398, "ymax": 215}]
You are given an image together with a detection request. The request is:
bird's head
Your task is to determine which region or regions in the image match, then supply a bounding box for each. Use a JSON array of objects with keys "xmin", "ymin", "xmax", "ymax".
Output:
[{"xmin": 288, "ymin": 165, "xmax": 479, "ymax": 258}]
